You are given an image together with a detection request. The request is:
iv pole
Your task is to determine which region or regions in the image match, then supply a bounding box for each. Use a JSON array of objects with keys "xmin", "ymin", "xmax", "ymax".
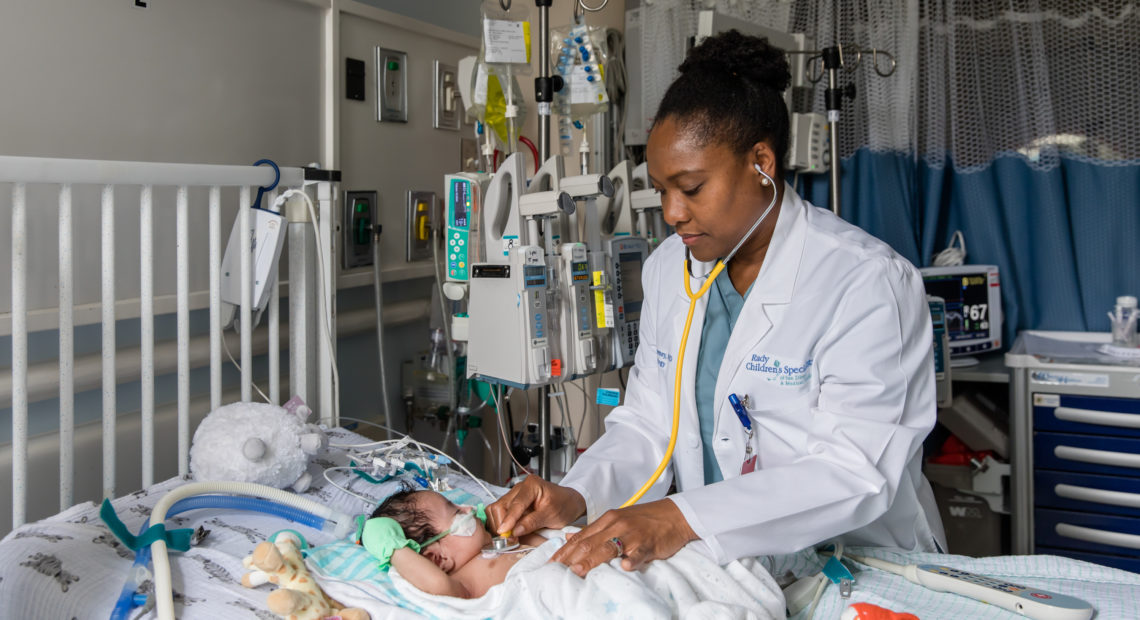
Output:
[
  {"xmin": 801, "ymin": 44, "xmax": 896, "ymax": 218},
  {"xmin": 535, "ymin": 0, "xmax": 555, "ymax": 481}
]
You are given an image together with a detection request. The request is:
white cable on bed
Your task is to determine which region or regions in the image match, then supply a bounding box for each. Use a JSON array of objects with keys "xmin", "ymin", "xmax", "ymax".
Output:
[
  {"xmin": 150, "ymin": 481, "xmax": 352, "ymax": 620},
  {"xmin": 321, "ymin": 466, "xmax": 388, "ymax": 506},
  {"xmin": 329, "ymin": 435, "xmax": 496, "ymax": 500},
  {"xmin": 337, "ymin": 415, "xmax": 407, "ymax": 439}
]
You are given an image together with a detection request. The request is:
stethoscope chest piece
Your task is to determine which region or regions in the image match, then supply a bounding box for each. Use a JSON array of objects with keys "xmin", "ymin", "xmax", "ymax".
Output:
[{"xmin": 483, "ymin": 535, "xmax": 520, "ymax": 555}]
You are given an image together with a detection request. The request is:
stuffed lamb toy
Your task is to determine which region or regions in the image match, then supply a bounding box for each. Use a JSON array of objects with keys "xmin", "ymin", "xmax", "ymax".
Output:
[{"xmin": 190, "ymin": 396, "xmax": 328, "ymax": 492}]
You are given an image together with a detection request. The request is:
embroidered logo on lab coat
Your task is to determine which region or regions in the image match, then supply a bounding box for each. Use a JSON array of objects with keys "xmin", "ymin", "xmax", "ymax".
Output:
[
  {"xmin": 745, "ymin": 354, "xmax": 813, "ymax": 387},
  {"xmin": 656, "ymin": 349, "xmax": 674, "ymax": 368}
]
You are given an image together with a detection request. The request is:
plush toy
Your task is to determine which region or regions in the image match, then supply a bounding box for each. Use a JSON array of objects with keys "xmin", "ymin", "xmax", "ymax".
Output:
[
  {"xmin": 190, "ymin": 396, "xmax": 327, "ymax": 492},
  {"xmin": 242, "ymin": 532, "xmax": 370, "ymax": 620}
]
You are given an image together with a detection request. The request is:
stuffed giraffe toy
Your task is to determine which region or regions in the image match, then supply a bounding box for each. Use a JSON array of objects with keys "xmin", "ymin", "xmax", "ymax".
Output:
[{"xmin": 242, "ymin": 532, "xmax": 370, "ymax": 620}]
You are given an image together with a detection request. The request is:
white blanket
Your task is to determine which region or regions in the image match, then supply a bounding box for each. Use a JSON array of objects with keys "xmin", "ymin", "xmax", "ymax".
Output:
[{"xmin": 319, "ymin": 530, "xmax": 785, "ymax": 620}]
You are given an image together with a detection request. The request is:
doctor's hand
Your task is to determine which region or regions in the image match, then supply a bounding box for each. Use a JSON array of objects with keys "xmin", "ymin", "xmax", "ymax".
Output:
[
  {"xmin": 487, "ymin": 475, "xmax": 586, "ymax": 538},
  {"xmin": 551, "ymin": 499, "xmax": 697, "ymax": 577}
]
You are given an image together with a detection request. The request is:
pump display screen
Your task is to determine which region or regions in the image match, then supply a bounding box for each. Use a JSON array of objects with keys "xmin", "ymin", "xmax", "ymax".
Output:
[
  {"xmin": 451, "ymin": 181, "xmax": 469, "ymax": 228},
  {"xmin": 619, "ymin": 252, "xmax": 644, "ymax": 321},
  {"xmin": 571, "ymin": 261, "xmax": 590, "ymax": 282},
  {"xmin": 523, "ymin": 265, "xmax": 546, "ymax": 289},
  {"xmin": 923, "ymin": 274, "xmax": 990, "ymax": 342}
]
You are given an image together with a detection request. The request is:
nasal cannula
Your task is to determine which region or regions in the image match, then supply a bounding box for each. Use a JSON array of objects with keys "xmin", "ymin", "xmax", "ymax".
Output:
[{"xmin": 620, "ymin": 163, "xmax": 780, "ymax": 507}]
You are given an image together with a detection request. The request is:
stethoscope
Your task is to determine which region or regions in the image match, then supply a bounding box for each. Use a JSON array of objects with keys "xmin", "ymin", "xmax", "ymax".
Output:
[{"xmin": 620, "ymin": 163, "xmax": 780, "ymax": 508}]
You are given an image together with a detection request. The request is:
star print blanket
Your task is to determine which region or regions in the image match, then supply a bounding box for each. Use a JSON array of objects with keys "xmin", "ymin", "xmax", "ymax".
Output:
[{"xmin": 314, "ymin": 529, "xmax": 786, "ymax": 620}]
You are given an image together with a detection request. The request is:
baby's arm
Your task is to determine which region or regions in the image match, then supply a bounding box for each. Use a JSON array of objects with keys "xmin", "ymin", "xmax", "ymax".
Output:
[{"xmin": 390, "ymin": 548, "xmax": 471, "ymax": 598}]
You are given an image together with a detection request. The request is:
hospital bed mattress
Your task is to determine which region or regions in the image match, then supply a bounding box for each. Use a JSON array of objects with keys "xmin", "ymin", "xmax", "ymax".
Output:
[
  {"xmin": 6, "ymin": 424, "xmax": 1140, "ymax": 619},
  {"xmin": 0, "ymin": 427, "xmax": 482, "ymax": 620}
]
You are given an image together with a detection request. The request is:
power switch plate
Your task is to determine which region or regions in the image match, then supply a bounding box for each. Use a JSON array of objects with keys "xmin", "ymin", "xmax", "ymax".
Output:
[
  {"xmin": 346, "ymin": 57, "xmax": 366, "ymax": 101},
  {"xmin": 433, "ymin": 60, "xmax": 460, "ymax": 131},
  {"xmin": 343, "ymin": 191, "xmax": 378, "ymax": 270},
  {"xmin": 376, "ymin": 47, "xmax": 408, "ymax": 123},
  {"xmin": 406, "ymin": 190, "xmax": 436, "ymax": 262}
]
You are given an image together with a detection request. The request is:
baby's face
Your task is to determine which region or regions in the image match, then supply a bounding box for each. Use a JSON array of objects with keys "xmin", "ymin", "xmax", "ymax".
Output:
[{"xmin": 415, "ymin": 491, "xmax": 490, "ymax": 574}]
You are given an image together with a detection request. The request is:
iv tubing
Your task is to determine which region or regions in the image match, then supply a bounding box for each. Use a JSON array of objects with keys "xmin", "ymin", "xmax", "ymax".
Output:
[
  {"xmin": 151, "ymin": 482, "xmax": 350, "ymax": 620},
  {"xmin": 372, "ymin": 229, "xmax": 393, "ymax": 440},
  {"xmin": 110, "ymin": 494, "xmax": 326, "ymax": 620}
]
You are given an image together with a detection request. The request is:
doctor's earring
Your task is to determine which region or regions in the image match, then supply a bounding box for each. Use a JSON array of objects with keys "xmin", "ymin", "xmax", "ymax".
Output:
[{"xmin": 753, "ymin": 162, "xmax": 773, "ymax": 187}]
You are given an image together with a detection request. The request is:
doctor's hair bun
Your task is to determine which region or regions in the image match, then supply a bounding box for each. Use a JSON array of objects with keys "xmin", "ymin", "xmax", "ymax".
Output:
[
  {"xmin": 653, "ymin": 30, "xmax": 792, "ymax": 168},
  {"xmin": 679, "ymin": 29, "xmax": 791, "ymax": 93}
]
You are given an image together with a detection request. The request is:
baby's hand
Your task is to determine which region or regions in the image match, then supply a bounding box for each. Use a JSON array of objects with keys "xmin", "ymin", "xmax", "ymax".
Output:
[{"xmin": 360, "ymin": 517, "xmax": 421, "ymax": 570}]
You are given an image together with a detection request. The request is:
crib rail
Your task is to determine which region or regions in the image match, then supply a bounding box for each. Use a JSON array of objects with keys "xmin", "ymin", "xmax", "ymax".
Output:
[{"xmin": 3, "ymin": 155, "xmax": 337, "ymax": 530}]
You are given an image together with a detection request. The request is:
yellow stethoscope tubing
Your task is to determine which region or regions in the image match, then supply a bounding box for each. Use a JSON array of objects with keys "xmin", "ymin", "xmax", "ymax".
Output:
[{"xmin": 619, "ymin": 258, "xmax": 727, "ymax": 508}]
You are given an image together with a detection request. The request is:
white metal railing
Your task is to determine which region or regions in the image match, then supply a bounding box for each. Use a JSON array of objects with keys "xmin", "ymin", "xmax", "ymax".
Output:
[{"xmin": 3, "ymin": 155, "xmax": 336, "ymax": 530}]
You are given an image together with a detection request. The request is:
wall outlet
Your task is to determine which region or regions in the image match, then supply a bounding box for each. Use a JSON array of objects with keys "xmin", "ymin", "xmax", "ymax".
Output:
[
  {"xmin": 461, "ymin": 138, "xmax": 479, "ymax": 172},
  {"xmin": 433, "ymin": 60, "xmax": 460, "ymax": 131}
]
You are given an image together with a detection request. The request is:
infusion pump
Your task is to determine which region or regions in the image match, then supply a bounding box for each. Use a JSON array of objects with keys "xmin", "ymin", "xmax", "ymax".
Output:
[
  {"xmin": 467, "ymin": 245, "xmax": 553, "ymax": 387},
  {"xmin": 606, "ymin": 236, "xmax": 650, "ymax": 370}
]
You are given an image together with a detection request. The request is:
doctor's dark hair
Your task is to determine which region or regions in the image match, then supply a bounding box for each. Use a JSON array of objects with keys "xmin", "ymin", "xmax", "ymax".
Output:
[
  {"xmin": 653, "ymin": 30, "xmax": 791, "ymax": 172},
  {"xmin": 372, "ymin": 484, "xmax": 439, "ymax": 545}
]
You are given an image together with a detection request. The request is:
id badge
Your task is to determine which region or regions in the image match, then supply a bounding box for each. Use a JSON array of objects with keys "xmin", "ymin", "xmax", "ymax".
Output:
[{"xmin": 741, "ymin": 455, "xmax": 757, "ymax": 474}]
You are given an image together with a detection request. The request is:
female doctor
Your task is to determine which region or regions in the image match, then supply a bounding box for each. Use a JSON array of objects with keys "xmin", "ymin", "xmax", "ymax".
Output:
[{"xmin": 488, "ymin": 30, "xmax": 945, "ymax": 576}]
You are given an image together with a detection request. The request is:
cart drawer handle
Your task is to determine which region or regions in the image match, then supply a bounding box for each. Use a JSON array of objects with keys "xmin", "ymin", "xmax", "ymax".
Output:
[
  {"xmin": 1054, "ymin": 446, "xmax": 1140, "ymax": 470},
  {"xmin": 1055, "ymin": 407, "xmax": 1140, "ymax": 429},
  {"xmin": 1055, "ymin": 484, "xmax": 1140, "ymax": 509},
  {"xmin": 1055, "ymin": 523, "xmax": 1140, "ymax": 550}
]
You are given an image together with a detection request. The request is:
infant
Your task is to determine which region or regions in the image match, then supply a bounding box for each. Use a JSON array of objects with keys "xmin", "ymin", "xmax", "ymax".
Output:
[{"xmin": 363, "ymin": 489, "xmax": 545, "ymax": 598}]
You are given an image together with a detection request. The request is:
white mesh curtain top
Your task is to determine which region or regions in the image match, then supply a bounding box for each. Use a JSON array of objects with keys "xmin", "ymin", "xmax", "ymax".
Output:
[{"xmin": 636, "ymin": 1, "xmax": 1140, "ymax": 171}]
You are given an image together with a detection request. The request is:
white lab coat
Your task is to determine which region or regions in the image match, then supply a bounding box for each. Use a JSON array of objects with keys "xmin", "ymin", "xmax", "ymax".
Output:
[{"xmin": 561, "ymin": 186, "xmax": 946, "ymax": 564}]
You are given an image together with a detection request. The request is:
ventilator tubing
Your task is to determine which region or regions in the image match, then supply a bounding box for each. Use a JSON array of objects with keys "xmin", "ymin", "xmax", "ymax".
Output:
[
  {"xmin": 148, "ymin": 481, "xmax": 353, "ymax": 620},
  {"xmin": 111, "ymin": 493, "xmax": 332, "ymax": 620},
  {"xmin": 620, "ymin": 259, "xmax": 726, "ymax": 508}
]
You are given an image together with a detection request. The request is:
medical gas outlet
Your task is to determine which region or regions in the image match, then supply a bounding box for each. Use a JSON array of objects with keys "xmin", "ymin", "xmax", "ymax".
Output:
[{"xmin": 343, "ymin": 191, "xmax": 379, "ymax": 270}]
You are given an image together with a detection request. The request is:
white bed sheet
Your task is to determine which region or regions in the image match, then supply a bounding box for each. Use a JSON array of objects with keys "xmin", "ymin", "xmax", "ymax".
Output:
[{"xmin": 0, "ymin": 427, "xmax": 492, "ymax": 620}]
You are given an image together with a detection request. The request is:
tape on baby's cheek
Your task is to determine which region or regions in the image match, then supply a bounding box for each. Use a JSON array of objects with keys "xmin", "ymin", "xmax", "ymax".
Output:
[{"xmin": 449, "ymin": 511, "xmax": 478, "ymax": 537}]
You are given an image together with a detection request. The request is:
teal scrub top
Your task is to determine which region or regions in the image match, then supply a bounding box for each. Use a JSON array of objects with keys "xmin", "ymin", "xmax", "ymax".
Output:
[{"xmin": 694, "ymin": 270, "xmax": 752, "ymax": 484}]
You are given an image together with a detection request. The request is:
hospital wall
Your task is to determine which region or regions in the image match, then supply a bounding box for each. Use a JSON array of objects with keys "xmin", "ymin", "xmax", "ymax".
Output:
[{"xmin": 0, "ymin": 0, "xmax": 626, "ymax": 523}]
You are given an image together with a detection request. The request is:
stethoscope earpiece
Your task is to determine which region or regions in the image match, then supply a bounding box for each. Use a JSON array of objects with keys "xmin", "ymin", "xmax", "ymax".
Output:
[{"xmin": 753, "ymin": 163, "xmax": 773, "ymax": 187}]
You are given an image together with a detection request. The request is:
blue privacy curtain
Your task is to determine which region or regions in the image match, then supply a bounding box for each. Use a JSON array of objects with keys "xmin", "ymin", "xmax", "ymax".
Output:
[{"xmin": 799, "ymin": 151, "xmax": 1140, "ymax": 345}]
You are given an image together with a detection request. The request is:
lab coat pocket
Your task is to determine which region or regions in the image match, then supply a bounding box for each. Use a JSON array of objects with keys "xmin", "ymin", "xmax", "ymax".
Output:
[{"xmin": 749, "ymin": 392, "xmax": 815, "ymax": 467}]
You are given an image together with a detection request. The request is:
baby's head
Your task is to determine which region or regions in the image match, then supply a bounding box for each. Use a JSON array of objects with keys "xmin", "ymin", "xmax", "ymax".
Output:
[{"xmin": 372, "ymin": 488, "xmax": 490, "ymax": 574}]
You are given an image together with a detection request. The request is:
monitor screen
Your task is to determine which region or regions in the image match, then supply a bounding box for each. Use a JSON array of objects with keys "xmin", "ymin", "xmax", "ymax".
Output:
[
  {"xmin": 922, "ymin": 273, "xmax": 991, "ymax": 342},
  {"xmin": 451, "ymin": 180, "xmax": 469, "ymax": 228},
  {"xmin": 619, "ymin": 252, "xmax": 644, "ymax": 321},
  {"xmin": 920, "ymin": 265, "xmax": 1002, "ymax": 356}
]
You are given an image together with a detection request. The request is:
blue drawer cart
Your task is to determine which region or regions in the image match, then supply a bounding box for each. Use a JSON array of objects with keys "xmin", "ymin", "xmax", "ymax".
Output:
[{"xmin": 1008, "ymin": 331, "xmax": 1140, "ymax": 574}]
